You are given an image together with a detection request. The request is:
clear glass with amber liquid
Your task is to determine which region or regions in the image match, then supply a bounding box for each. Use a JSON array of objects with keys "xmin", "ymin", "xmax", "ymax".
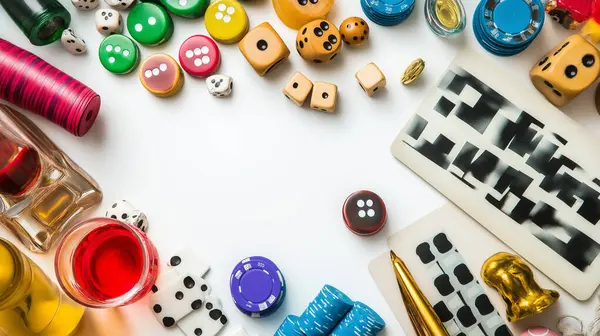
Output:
[
  {"xmin": 0, "ymin": 238, "xmax": 85, "ymax": 335},
  {"xmin": 0, "ymin": 104, "xmax": 102, "ymax": 252}
]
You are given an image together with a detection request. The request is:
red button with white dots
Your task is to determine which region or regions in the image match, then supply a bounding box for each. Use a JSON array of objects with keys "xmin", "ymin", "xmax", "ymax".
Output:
[
  {"xmin": 178, "ymin": 34, "xmax": 221, "ymax": 78},
  {"xmin": 342, "ymin": 190, "xmax": 387, "ymax": 236}
]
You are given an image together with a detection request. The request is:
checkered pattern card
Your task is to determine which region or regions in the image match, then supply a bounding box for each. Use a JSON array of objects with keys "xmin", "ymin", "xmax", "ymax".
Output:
[{"xmin": 391, "ymin": 51, "xmax": 600, "ymax": 300}]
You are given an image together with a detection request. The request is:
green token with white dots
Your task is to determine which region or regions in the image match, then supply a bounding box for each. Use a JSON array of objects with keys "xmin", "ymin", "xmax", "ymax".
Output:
[
  {"xmin": 160, "ymin": 0, "xmax": 209, "ymax": 18},
  {"xmin": 99, "ymin": 34, "xmax": 140, "ymax": 74},
  {"xmin": 127, "ymin": 3, "xmax": 174, "ymax": 46}
]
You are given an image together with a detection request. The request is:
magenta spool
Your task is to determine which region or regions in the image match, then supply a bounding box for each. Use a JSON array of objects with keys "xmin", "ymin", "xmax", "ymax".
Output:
[{"xmin": 0, "ymin": 38, "xmax": 101, "ymax": 136}]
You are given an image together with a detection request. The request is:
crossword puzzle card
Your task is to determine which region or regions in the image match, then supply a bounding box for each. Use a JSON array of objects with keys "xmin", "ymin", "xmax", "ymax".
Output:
[{"xmin": 391, "ymin": 51, "xmax": 600, "ymax": 300}]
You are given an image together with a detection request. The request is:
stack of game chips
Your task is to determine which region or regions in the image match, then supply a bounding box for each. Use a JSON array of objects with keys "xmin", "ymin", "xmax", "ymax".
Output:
[
  {"xmin": 0, "ymin": 38, "xmax": 100, "ymax": 136},
  {"xmin": 230, "ymin": 256, "xmax": 286, "ymax": 318},
  {"xmin": 275, "ymin": 315, "xmax": 304, "ymax": 336},
  {"xmin": 361, "ymin": 0, "xmax": 415, "ymax": 26},
  {"xmin": 330, "ymin": 302, "xmax": 386, "ymax": 336},
  {"xmin": 473, "ymin": 0, "xmax": 545, "ymax": 56}
]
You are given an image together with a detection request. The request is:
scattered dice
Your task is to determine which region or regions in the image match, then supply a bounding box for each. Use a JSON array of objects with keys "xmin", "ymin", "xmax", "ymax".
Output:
[
  {"xmin": 310, "ymin": 82, "xmax": 338, "ymax": 113},
  {"xmin": 283, "ymin": 72, "xmax": 313, "ymax": 106},
  {"xmin": 296, "ymin": 20, "xmax": 342, "ymax": 64},
  {"xmin": 71, "ymin": 0, "xmax": 99, "ymax": 10},
  {"xmin": 105, "ymin": 199, "xmax": 149, "ymax": 232},
  {"xmin": 206, "ymin": 75, "xmax": 233, "ymax": 97},
  {"xmin": 339, "ymin": 17, "xmax": 370, "ymax": 46},
  {"xmin": 61, "ymin": 28, "xmax": 87, "ymax": 55},
  {"xmin": 150, "ymin": 273, "xmax": 210, "ymax": 327},
  {"xmin": 95, "ymin": 9, "xmax": 123, "ymax": 36},
  {"xmin": 355, "ymin": 62, "xmax": 386, "ymax": 96},
  {"xmin": 167, "ymin": 247, "xmax": 211, "ymax": 278},
  {"xmin": 239, "ymin": 22, "xmax": 290, "ymax": 76},
  {"xmin": 177, "ymin": 296, "xmax": 228, "ymax": 336},
  {"xmin": 104, "ymin": 0, "xmax": 135, "ymax": 8}
]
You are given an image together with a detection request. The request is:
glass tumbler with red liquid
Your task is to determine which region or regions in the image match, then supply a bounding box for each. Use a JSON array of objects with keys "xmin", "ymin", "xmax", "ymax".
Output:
[{"xmin": 54, "ymin": 218, "xmax": 159, "ymax": 308}]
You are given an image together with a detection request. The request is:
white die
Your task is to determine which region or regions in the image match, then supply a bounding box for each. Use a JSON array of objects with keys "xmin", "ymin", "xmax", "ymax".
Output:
[
  {"xmin": 177, "ymin": 296, "xmax": 228, "ymax": 336},
  {"xmin": 150, "ymin": 274, "xmax": 210, "ymax": 328},
  {"xmin": 167, "ymin": 247, "xmax": 210, "ymax": 279},
  {"xmin": 206, "ymin": 75, "xmax": 233, "ymax": 98},
  {"xmin": 104, "ymin": 0, "xmax": 135, "ymax": 8},
  {"xmin": 105, "ymin": 200, "xmax": 149, "ymax": 232},
  {"xmin": 61, "ymin": 29, "xmax": 87, "ymax": 55},
  {"xmin": 71, "ymin": 0, "xmax": 99, "ymax": 10},
  {"xmin": 95, "ymin": 9, "xmax": 123, "ymax": 36}
]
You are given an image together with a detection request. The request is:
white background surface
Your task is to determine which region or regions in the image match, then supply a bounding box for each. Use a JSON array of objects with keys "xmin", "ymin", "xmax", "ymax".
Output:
[{"xmin": 1, "ymin": 0, "xmax": 600, "ymax": 335}]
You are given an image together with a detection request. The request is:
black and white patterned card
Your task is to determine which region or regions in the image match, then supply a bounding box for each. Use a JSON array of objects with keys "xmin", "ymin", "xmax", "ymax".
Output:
[{"xmin": 391, "ymin": 51, "xmax": 600, "ymax": 300}]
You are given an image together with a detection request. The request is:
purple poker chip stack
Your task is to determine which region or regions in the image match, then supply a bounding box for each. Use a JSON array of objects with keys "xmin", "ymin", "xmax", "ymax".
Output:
[{"xmin": 230, "ymin": 256, "xmax": 286, "ymax": 318}]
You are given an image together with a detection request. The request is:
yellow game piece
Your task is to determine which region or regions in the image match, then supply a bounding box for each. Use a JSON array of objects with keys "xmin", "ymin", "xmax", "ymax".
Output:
[
  {"xmin": 310, "ymin": 82, "xmax": 337, "ymax": 113},
  {"xmin": 283, "ymin": 72, "xmax": 313, "ymax": 106},
  {"xmin": 296, "ymin": 20, "xmax": 342, "ymax": 64},
  {"xmin": 273, "ymin": 0, "xmax": 334, "ymax": 30},
  {"xmin": 205, "ymin": 0, "xmax": 249, "ymax": 44},
  {"xmin": 356, "ymin": 62, "xmax": 386, "ymax": 96},
  {"xmin": 238, "ymin": 22, "xmax": 290, "ymax": 76},
  {"xmin": 581, "ymin": 19, "xmax": 600, "ymax": 43}
]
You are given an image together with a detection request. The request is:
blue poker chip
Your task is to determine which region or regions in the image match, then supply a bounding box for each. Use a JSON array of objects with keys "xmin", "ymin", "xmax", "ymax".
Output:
[
  {"xmin": 330, "ymin": 302, "xmax": 386, "ymax": 336},
  {"xmin": 275, "ymin": 315, "xmax": 305, "ymax": 336},
  {"xmin": 361, "ymin": 0, "xmax": 415, "ymax": 26},
  {"xmin": 472, "ymin": 0, "xmax": 544, "ymax": 56},
  {"xmin": 230, "ymin": 256, "xmax": 286, "ymax": 318},
  {"xmin": 298, "ymin": 285, "xmax": 354, "ymax": 336}
]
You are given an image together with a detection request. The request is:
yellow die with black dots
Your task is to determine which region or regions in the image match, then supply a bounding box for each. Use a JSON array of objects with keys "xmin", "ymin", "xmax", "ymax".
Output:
[
  {"xmin": 239, "ymin": 22, "xmax": 290, "ymax": 76},
  {"xmin": 296, "ymin": 19, "xmax": 342, "ymax": 64}
]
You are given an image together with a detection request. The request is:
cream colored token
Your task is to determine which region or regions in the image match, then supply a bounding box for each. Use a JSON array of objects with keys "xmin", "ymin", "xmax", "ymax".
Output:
[{"xmin": 205, "ymin": 0, "xmax": 249, "ymax": 44}]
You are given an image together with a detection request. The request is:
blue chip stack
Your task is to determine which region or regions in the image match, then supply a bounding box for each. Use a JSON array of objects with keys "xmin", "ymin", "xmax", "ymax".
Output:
[
  {"xmin": 275, "ymin": 315, "xmax": 305, "ymax": 336},
  {"xmin": 361, "ymin": 0, "xmax": 415, "ymax": 26},
  {"xmin": 298, "ymin": 285, "xmax": 354, "ymax": 336},
  {"xmin": 473, "ymin": 0, "xmax": 545, "ymax": 56},
  {"xmin": 330, "ymin": 302, "xmax": 386, "ymax": 336}
]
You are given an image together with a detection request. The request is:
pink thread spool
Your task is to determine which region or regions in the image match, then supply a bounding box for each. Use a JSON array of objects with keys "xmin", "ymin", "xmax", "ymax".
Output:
[{"xmin": 0, "ymin": 38, "xmax": 101, "ymax": 136}]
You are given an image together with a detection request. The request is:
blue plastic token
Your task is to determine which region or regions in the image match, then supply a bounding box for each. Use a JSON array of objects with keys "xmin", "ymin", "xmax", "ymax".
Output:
[
  {"xmin": 230, "ymin": 256, "xmax": 285, "ymax": 318},
  {"xmin": 361, "ymin": 0, "xmax": 415, "ymax": 26},
  {"xmin": 330, "ymin": 301, "xmax": 386, "ymax": 336},
  {"xmin": 275, "ymin": 315, "xmax": 305, "ymax": 336},
  {"xmin": 298, "ymin": 285, "xmax": 354, "ymax": 336}
]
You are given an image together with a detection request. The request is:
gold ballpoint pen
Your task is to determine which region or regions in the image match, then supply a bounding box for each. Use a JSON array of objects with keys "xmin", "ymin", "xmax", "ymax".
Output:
[{"xmin": 390, "ymin": 251, "xmax": 449, "ymax": 336}]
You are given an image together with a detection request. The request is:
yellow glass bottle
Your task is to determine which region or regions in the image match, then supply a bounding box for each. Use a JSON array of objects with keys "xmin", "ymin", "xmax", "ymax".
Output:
[{"xmin": 0, "ymin": 238, "xmax": 85, "ymax": 335}]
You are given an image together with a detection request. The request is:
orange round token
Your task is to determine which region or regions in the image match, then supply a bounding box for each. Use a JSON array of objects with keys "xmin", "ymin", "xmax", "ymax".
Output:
[
  {"xmin": 139, "ymin": 53, "xmax": 184, "ymax": 97},
  {"xmin": 273, "ymin": 0, "xmax": 334, "ymax": 30}
]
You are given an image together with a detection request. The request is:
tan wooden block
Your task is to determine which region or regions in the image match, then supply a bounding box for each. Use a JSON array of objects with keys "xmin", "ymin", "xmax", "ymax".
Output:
[
  {"xmin": 283, "ymin": 72, "xmax": 313, "ymax": 106},
  {"xmin": 356, "ymin": 62, "xmax": 386, "ymax": 97},
  {"xmin": 310, "ymin": 82, "xmax": 337, "ymax": 113},
  {"xmin": 239, "ymin": 22, "xmax": 290, "ymax": 76}
]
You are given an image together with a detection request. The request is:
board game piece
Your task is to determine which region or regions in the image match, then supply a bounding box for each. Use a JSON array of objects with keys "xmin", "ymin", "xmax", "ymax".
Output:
[
  {"xmin": 206, "ymin": 75, "xmax": 233, "ymax": 97},
  {"xmin": 355, "ymin": 63, "xmax": 386, "ymax": 96},
  {"xmin": 276, "ymin": 315, "xmax": 305, "ymax": 336},
  {"xmin": 72, "ymin": 0, "xmax": 99, "ymax": 10},
  {"xmin": 391, "ymin": 51, "xmax": 600, "ymax": 300},
  {"xmin": 230, "ymin": 256, "xmax": 286, "ymax": 317},
  {"xmin": 296, "ymin": 20, "xmax": 341, "ymax": 64},
  {"xmin": 99, "ymin": 34, "xmax": 140, "ymax": 74},
  {"xmin": 95, "ymin": 9, "xmax": 123, "ymax": 36},
  {"xmin": 330, "ymin": 302, "xmax": 385, "ymax": 336},
  {"xmin": 310, "ymin": 82, "xmax": 337, "ymax": 113},
  {"xmin": 530, "ymin": 34, "xmax": 600, "ymax": 107},
  {"xmin": 361, "ymin": 0, "xmax": 416, "ymax": 26},
  {"xmin": 205, "ymin": 0, "xmax": 249, "ymax": 44},
  {"xmin": 239, "ymin": 22, "xmax": 290, "ymax": 77},
  {"xmin": 177, "ymin": 296, "xmax": 228, "ymax": 336},
  {"xmin": 105, "ymin": 0, "xmax": 135, "ymax": 8},
  {"xmin": 545, "ymin": 0, "xmax": 592, "ymax": 29},
  {"xmin": 167, "ymin": 247, "xmax": 210, "ymax": 278},
  {"xmin": 472, "ymin": 0, "xmax": 545, "ymax": 56},
  {"xmin": 581, "ymin": 18, "xmax": 600, "ymax": 43},
  {"xmin": 61, "ymin": 28, "xmax": 86, "ymax": 55},
  {"xmin": 339, "ymin": 17, "xmax": 370, "ymax": 46},
  {"xmin": 402, "ymin": 58, "xmax": 425, "ymax": 85},
  {"xmin": 521, "ymin": 327, "xmax": 559, "ymax": 336},
  {"xmin": 161, "ymin": 0, "xmax": 210, "ymax": 18},
  {"xmin": 179, "ymin": 35, "xmax": 221, "ymax": 78},
  {"xmin": 283, "ymin": 72, "xmax": 313, "ymax": 106},
  {"xmin": 342, "ymin": 190, "xmax": 387, "ymax": 235},
  {"xmin": 482, "ymin": 253, "xmax": 559, "ymax": 322},
  {"xmin": 139, "ymin": 53, "xmax": 184, "ymax": 97},
  {"xmin": 150, "ymin": 273, "xmax": 210, "ymax": 327},
  {"xmin": 127, "ymin": 3, "xmax": 174, "ymax": 46},
  {"xmin": 299, "ymin": 285, "xmax": 353, "ymax": 336},
  {"xmin": 272, "ymin": 0, "xmax": 334, "ymax": 30},
  {"xmin": 105, "ymin": 199, "xmax": 148, "ymax": 232},
  {"xmin": 424, "ymin": 0, "xmax": 466, "ymax": 37}
]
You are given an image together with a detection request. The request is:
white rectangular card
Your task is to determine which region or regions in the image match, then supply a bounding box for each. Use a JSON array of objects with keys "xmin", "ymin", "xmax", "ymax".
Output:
[{"xmin": 390, "ymin": 51, "xmax": 600, "ymax": 300}]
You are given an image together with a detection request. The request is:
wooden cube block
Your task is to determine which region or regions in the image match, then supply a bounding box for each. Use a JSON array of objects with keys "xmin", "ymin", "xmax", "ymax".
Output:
[
  {"xmin": 283, "ymin": 72, "xmax": 313, "ymax": 106},
  {"xmin": 355, "ymin": 62, "xmax": 385, "ymax": 96},
  {"xmin": 239, "ymin": 22, "xmax": 290, "ymax": 76},
  {"xmin": 310, "ymin": 82, "xmax": 337, "ymax": 113}
]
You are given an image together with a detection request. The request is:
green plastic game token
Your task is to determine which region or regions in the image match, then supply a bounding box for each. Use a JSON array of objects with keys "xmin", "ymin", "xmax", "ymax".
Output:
[
  {"xmin": 160, "ymin": 0, "xmax": 209, "ymax": 18},
  {"xmin": 127, "ymin": 3, "xmax": 174, "ymax": 46},
  {"xmin": 98, "ymin": 34, "xmax": 140, "ymax": 74}
]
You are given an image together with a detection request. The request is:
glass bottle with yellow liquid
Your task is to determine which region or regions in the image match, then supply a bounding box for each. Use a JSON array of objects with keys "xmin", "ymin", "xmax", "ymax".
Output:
[
  {"xmin": 0, "ymin": 238, "xmax": 85, "ymax": 335},
  {"xmin": 424, "ymin": 0, "xmax": 466, "ymax": 37},
  {"xmin": 0, "ymin": 104, "xmax": 102, "ymax": 252}
]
